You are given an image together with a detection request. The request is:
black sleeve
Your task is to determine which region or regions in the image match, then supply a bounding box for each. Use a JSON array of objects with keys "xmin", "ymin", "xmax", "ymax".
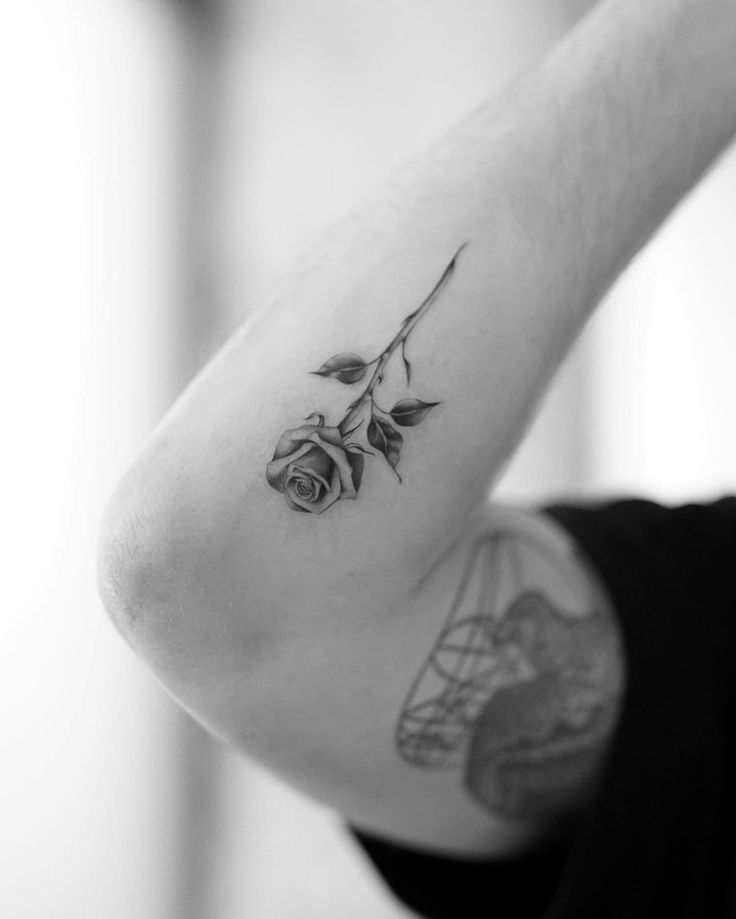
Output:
[
  {"xmin": 349, "ymin": 826, "xmax": 573, "ymax": 919},
  {"xmin": 349, "ymin": 498, "xmax": 736, "ymax": 919}
]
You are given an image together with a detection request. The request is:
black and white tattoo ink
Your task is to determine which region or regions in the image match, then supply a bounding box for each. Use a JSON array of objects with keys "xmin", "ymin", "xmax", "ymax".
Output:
[
  {"xmin": 396, "ymin": 532, "xmax": 624, "ymax": 820},
  {"xmin": 265, "ymin": 245, "xmax": 467, "ymax": 514}
]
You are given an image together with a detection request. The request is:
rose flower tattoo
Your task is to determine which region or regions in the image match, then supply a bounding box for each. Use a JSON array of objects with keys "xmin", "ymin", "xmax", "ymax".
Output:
[{"xmin": 266, "ymin": 244, "xmax": 467, "ymax": 514}]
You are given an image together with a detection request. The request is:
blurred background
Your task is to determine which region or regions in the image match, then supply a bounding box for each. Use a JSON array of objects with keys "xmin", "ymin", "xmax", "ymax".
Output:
[{"xmin": 2, "ymin": 1, "xmax": 735, "ymax": 917}]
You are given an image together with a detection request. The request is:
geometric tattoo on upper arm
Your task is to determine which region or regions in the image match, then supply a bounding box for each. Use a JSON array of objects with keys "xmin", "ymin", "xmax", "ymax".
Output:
[
  {"xmin": 265, "ymin": 244, "xmax": 467, "ymax": 514},
  {"xmin": 396, "ymin": 531, "xmax": 625, "ymax": 821}
]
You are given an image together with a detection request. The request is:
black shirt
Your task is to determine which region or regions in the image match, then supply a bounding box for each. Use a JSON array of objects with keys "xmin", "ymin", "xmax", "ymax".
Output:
[{"xmin": 351, "ymin": 498, "xmax": 736, "ymax": 918}]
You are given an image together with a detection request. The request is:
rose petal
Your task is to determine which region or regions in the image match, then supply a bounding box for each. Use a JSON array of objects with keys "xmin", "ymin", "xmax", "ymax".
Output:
[
  {"xmin": 346, "ymin": 450, "xmax": 364, "ymax": 492},
  {"xmin": 266, "ymin": 442, "xmax": 313, "ymax": 491},
  {"xmin": 290, "ymin": 465, "xmax": 331, "ymax": 497},
  {"xmin": 282, "ymin": 466, "xmax": 341, "ymax": 515},
  {"xmin": 271, "ymin": 429, "xmax": 309, "ymax": 461},
  {"xmin": 306, "ymin": 433, "xmax": 357, "ymax": 499},
  {"xmin": 271, "ymin": 423, "xmax": 342, "ymax": 460},
  {"xmin": 307, "ymin": 465, "xmax": 342, "ymax": 513},
  {"xmin": 285, "ymin": 462, "xmax": 323, "ymax": 510},
  {"xmin": 286, "ymin": 482, "xmax": 316, "ymax": 506},
  {"xmin": 309, "ymin": 426, "xmax": 345, "ymax": 449},
  {"xmin": 294, "ymin": 446, "xmax": 333, "ymax": 481},
  {"xmin": 287, "ymin": 464, "xmax": 341, "ymax": 514},
  {"xmin": 287, "ymin": 473, "xmax": 320, "ymax": 502},
  {"xmin": 284, "ymin": 491, "xmax": 311, "ymax": 513}
]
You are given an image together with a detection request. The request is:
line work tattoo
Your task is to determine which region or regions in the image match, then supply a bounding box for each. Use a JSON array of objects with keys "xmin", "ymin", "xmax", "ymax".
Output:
[
  {"xmin": 265, "ymin": 244, "xmax": 467, "ymax": 514},
  {"xmin": 396, "ymin": 532, "xmax": 624, "ymax": 820}
]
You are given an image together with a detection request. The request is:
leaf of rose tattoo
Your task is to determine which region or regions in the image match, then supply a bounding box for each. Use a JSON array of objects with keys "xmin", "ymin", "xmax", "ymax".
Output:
[
  {"xmin": 388, "ymin": 398, "xmax": 440, "ymax": 427},
  {"xmin": 367, "ymin": 416, "xmax": 403, "ymax": 477},
  {"xmin": 312, "ymin": 353, "xmax": 370, "ymax": 384},
  {"xmin": 344, "ymin": 447, "xmax": 365, "ymax": 491},
  {"xmin": 266, "ymin": 244, "xmax": 468, "ymax": 514}
]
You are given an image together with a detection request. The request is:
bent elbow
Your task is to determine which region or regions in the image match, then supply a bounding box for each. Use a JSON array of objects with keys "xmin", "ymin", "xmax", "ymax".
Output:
[
  {"xmin": 96, "ymin": 483, "xmax": 182, "ymax": 643},
  {"xmin": 96, "ymin": 438, "xmax": 266, "ymax": 712}
]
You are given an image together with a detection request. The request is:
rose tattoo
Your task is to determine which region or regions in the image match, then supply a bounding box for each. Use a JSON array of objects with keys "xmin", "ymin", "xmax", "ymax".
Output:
[
  {"xmin": 266, "ymin": 424, "xmax": 364, "ymax": 514},
  {"xmin": 266, "ymin": 244, "xmax": 467, "ymax": 514}
]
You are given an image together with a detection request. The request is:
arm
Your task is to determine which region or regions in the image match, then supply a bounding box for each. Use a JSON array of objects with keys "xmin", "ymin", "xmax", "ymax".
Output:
[{"xmin": 98, "ymin": 0, "xmax": 736, "ymax": 854}]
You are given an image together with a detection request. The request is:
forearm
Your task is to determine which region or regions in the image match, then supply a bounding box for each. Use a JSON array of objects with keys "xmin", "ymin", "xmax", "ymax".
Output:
[{"xmin": 101, "ymin": 0, "xmax": 736, "ymax": 632}]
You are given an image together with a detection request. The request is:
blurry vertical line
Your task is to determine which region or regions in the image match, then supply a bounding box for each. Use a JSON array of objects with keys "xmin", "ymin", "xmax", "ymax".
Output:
[
  {"xmin": 570, "ymin": 345, "xmax": 594, "ymax": 491},
  {"xmin": 166, "ymin": 2, "xmax": 241, "ymax": 919},
  {"xmin": 562, "ymin": 0, "xmax": 617, "ymax": 496},
  {"xmin": 174, "ymin": 0, "xmax": 233, "ymax": 384},
  {"xmin": 551, "ymin": 0, "xmax": 596, "ymax": 497}
]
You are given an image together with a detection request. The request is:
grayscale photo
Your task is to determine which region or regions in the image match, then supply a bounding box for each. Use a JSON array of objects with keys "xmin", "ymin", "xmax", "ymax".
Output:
[{"xmin": 4, "ymin": 1, "xmax": 736, "ymax": 917}]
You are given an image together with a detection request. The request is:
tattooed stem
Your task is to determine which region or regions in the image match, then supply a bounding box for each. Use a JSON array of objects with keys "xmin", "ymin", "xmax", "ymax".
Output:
[
  {"xmin": 267, "ymin": 243, "xmax": 467, "ymax": 513},
  {"xmin": 339, "ymin": 243, "xmax": 466, "ymax": 432}
]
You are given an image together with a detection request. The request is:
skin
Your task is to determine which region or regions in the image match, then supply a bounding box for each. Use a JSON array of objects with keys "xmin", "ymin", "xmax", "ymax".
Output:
[{"xmin": 98, "ymin": 0, "xmax": 736, "ymax": 857}]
